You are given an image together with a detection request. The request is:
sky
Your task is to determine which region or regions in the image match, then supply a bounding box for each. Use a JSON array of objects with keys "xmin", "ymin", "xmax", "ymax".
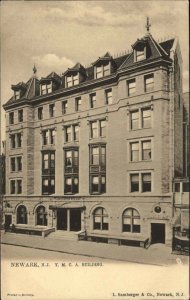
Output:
[{"xmin": 0, "ymin": 0, "xmax": 189, "ymax": 141}]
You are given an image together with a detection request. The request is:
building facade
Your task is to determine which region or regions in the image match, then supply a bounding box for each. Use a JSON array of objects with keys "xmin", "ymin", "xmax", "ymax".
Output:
[{"xmin": 2, "ymin": 28, "xmax": 189, "ymax": 249}]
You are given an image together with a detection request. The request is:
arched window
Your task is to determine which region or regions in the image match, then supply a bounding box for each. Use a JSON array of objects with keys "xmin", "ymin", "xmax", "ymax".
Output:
[
  {"xmin": 36, "ymin": 206, "xmax": 47, "ymax": 226},
  {"xmin": 122, "ymin": 208, "xmax": 140, "ymax": 233},
  {"xmin": 93, "ymin": 207, "xmax": 108, "ymax": 230},
  {"xmin": 17, "ymin": 205, "xmax": 27, "ymax": 224}
]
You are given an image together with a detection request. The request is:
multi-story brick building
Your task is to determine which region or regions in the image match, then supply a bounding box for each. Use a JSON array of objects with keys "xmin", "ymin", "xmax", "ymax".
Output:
[{"xmin": 2, "ymin": 25, "xmax": 189, "ymax": 249}]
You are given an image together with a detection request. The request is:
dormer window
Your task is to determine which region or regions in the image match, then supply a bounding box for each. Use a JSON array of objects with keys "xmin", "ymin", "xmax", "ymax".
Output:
[
  {"xmin": 15, "ymin": 90, "xmax": 20, "ymax": 100},
  {"xmin": 96, "ymin": 63, "xmax": 110, "ymax": 79},
  {"xmin": 136, "ymin": 49, "xmax": 145, "ymax": 61},
  {"xmin": 132, "ymin": 39, "xmax": 148, "ymax": 62},
  {"xmin": 41, "ymin": 83, "xmax": 52, "ymax": 95},
  {"xmin": 66, "ymin": 74, "xmax": 79, "ymax": 88}
]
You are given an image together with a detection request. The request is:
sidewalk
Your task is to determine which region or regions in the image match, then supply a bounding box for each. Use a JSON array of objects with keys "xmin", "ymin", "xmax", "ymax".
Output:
[{"xmin": 1, "ymin": 232, "xmax": 189, "ymax": 266}]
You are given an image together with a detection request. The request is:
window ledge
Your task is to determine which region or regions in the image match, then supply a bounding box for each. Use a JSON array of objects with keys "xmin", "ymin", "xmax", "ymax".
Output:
[{"xmin": 129, "ymin": 160, "xmax": 152, "ymax": 163}]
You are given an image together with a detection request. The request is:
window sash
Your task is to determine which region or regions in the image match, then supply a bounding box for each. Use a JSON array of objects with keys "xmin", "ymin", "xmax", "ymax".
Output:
[
  {"xmin": 128, "ymin": 80, "xmax": 136, "ymax": 95},
  {"xmin": 49, "ymin": 104, "xmax": 55, "ymax": 117},
  {"xmin": 62, "ymin": 101, "xmax": 67, "ymax": 114},
  {"xmin": 106, "ymin": 90, "xmax": 112, "ymax": 104},
  {"xmin": 38, "ymin": 107, "xmax": 43, "ymax": 120},
  {"xmin": 9, "ymin": 112, "xmax": 14, "ymax": 124},
  {"xmin": 90, "ymin": 94, "xmax": 96, "ymax": 108},
  {"xmin": 136, "ymin": 50, "xmax": 145, "ymax": 61},
  {"xmin": 18, "ymin": 110, "xmax": 23, "ymax": 122},
  {"xmin": 142, "ymin": 173, "xmax": 151, "ymax": 192},
  {"xmin": 91, "ymin": 122, "xmax": 98, "ymax": 138}
]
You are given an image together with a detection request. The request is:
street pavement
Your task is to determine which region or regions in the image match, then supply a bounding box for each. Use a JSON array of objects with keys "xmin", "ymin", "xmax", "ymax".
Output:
[{"xmin": 1, "ymin": 231, "xmax": 189, "ymax": 266}]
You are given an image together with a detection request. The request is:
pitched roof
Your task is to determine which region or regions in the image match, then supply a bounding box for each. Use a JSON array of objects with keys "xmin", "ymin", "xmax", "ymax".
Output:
[
  {"xmin": 4, "ymin": 76, "xmax": 40, "ymax": 107},
  {"xmin": 4, "ymin": 36, "xmax": 175, "ymax": 109},
  {"xmin": 159, "ymin": 39, "xmax": 175, "ymax": 55},
  {"xmin": 63, "ymin": 63, "xmax": 86, "ymax": 77},
  {"xmin": 119, "ymin": 34, "xmax": 172, "ymax": 70},
  {"xmin": 40, "ymin": 72, "xmax": 61, "ymax": 84}
]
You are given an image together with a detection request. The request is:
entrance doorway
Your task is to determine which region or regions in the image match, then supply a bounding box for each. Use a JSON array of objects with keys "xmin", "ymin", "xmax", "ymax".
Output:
[
  {"xmin": 57, "ymin": 208, "xmax": 81, "ymax": 231},
  {"xmin": 5, "ymin": 215, "xmax": 12, "ymax": 228},
  {"xmin": 151, "ymin": 223, "xmax": 165, "ymax": 244},
  {"xmin": 57, "ymin": 209, "xmax": 67, "ymax": 230},
  {"xmin": 70, "ymin": 209, "xmax": 81, "ymax": 231}
]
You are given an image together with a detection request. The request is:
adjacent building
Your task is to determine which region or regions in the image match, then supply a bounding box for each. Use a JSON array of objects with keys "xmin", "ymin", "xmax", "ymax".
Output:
[{"xmin": 2, "ymin": 24, "xmax": 189, "ymax": 249}]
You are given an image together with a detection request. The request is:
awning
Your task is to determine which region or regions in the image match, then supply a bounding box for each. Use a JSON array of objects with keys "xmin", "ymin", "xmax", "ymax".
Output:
[{"xmin": 49, "ymin": 204, "xmax": 86, "ymax": 210}]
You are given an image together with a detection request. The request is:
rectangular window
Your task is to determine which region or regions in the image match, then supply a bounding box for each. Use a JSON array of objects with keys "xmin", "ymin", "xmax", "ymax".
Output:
[
  {"xmin": 96, "ymin": 63, "xmax": 110, "ymax": 78},
  {"xmin": 89, "ymin": 144, "xmax": 106, "ymax": 194},
  {"xmin": 9, "ymin": 112, "xmax": 14, "ymax": 125},
  {"xmin": 64, "ymin": 124, "xmax": 79, "ymax": 143},
  {"xmin": 91, "ymin": 147, "xmax": 99, "ymax": 165},
  {"xmin": 66, "ymin": 74, "xmax": 79, "ymax": 87},
  {"xmin": 42, "ymin": 152, "xmax": 55, "ymax": 171},
  {"xmin": 96, "ymin": 66, "xmax": 103, "ymax": 79},
  {"xmin": 142, "ymin": 140, "xmax": 151, "ymax": 160},
  {"xmin": 43, "ymin": 153, "xmax": 49, "ymax": 169},
  {"xmin": 75, "ymin": 97, "xmax": 81, "ymax": 112},
  {"xmin": 41, "ymin": 84, "xmax": 47, "ymax": 95},
  {"xmin": 42, "ymin": 129, "xmax": 55, "ymax": 145},
  {"xmin": 130, "ymin": 142, "xmax": 139, "ymax": 161},
  {"xmin": 42, "ymin": 130, "xmax": 48, "ymax": 145},
  {"xmin": 10, "ymin": 180, "xmax": 16, "ymax": 194},
  {"xmin": 42, "ymin": 151, "xmax": 55, "ymax": 195},
  {"xmin": 11, "ymin": 157, "xmax": 16, "ymax": 172},
  {"xmin": 142, "ymin": 173, "xmax": 151, "ymax": 192},
  {"xmin": 10, "ymin": 179, "xmax": 22, "ymax": 194},
  {"xmin": 17, "ymin": 179, "xmax": 22, "ymax": 194},
  {"xmin": 130, "ymin": 174, "xmax": 139, "ymax": 192},
  {"xmin": 73, "ymin": 125, "xmax": 79, "ymax": 141},
  {"xmin": 47, "ymin": 83, "xmax": 52, "ymax": 94},
  {"xmin": 136, "ymin": 49, "xmax": 145, "ymax": 62},
  {"xmin": 10, "ymin": 134, "xmax": 22, "ymax": 148},
  {"xmin": 65, "ymin": 151, "xmax": 77, "ymax": 171},
  {"xmin": 73, "ymin": 74, "xmax": 79, "ymax": 86},
  {"xmin": 15, "ymin": 91, "xmax": 20, "ymax": 100},
  {"xmin": 91, "ymin": 122, "xmax": 98, "ymax": 138},
  {"xmin": 42, "ymin": 178, "xmax": 55, "ymax": 194},
  {"xmin": 38, "ymin": 107, "xmax": 43, "ymax": 120},
  {"xmin": 17, "ymin": 133, "xmax": 22, "ymax": 148},
  {"xmin": 128, "ymin": 79, "xmax": 136, "ymax": 96},
  {"xmin": 142, "ymin": 108, "xmax": 151, "ymax": 128},
  {"xmin": 64, "ymin": 176, "xmax": 78, "ymax": 194},
  {"xmin": 131, "ymin": 111, "xmax": 139, "ymax": 130},
  {"xmin": 105, "ymin": 89, "xmax": 112, "ymax": 105},
  {"xmin": 49, "ymin": 129, "xmax": 55, "ymax": 145},
  {"xmin": 18, "ymin": 110, "xmax": 23, "ymax": 122},
  {"xmin": 65, "ymin": 126, "xmax": 72, "ymax": 142},
  {"xmin": 90, "ymin": 93, "xmax": 96, "ymax": 108},
  {"xmin": 41, "ymin": 83, "xmax": 52, "ymax": 95},
  {"xmin": 10, "ymin": 135, "xmax": 16, "ymax": 149},
  {"xmin": 62, "ymin": 101, "xmax": 67, "ymax": 115},
  {"xmin": 145, "ymin": 74, "xmax": 154, "ymax": 92},
  {"xmin": 90, "ymin": 175, "xmax": 106, "ymax": 194},
  {"xmin": 67, "ymin": 76, "xmax": 72, "ymax": 87},
  {"xmin": 91, "ymin": 176, "xmax": 99, "ymax": 193},
  {"xmin": 100, "ymin": 120, "xmax": 106, "ymax": 137},
  {"xmin": 103, "ymin": 63, "xmax": 110, "ymax": 76},
  {"xmin": 64, "ymin": 148, "xmax": 79, "ymax": 194},
  {"xmin": 11, "ymin": 156, "xmax": 22, "ymax": 172},
  {"xmin": 49, "ymin": 104, "xmax": 55, "ymax": 118}
]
